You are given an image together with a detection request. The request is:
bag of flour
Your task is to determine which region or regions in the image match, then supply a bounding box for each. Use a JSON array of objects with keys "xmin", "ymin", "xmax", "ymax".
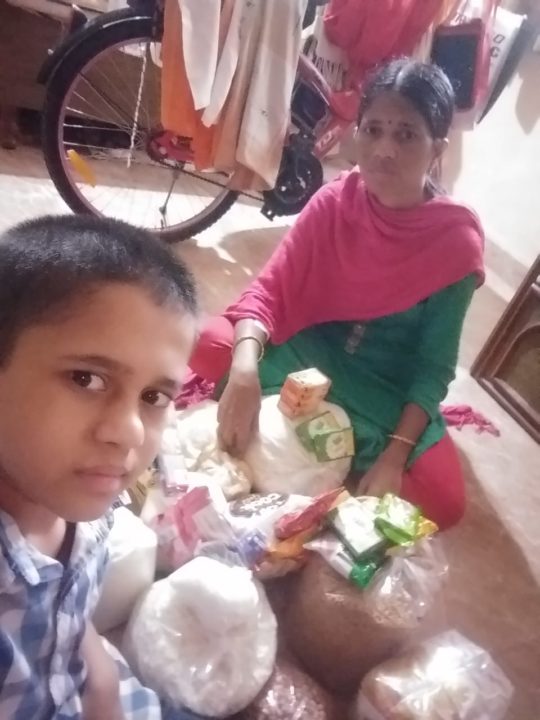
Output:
[
  {"xmin": 123, "ymin": 556, "xmax": 277, "ymax": 717},
  {"xmin": 245, "ymin": 396, "xmax": 352, "ymax": 496}
]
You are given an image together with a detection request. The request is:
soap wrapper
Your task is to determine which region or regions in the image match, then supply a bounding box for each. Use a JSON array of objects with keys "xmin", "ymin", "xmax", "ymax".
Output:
[{"xmin": 328, "ymin": 496, "xmax": 388, "ymax": 561}]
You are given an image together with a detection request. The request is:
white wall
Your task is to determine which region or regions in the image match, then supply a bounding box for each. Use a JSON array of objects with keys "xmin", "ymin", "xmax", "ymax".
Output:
[{"xmin": 443, "ymin": 48, "xmax": 540, "ymax": 273}]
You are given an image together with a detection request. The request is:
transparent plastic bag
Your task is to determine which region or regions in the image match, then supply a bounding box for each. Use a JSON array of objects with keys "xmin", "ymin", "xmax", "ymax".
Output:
[
  {"xmin": 123, "ymin": 557, "xmax": 277, "ymax": 718},
  {"xmin": 364, "ymin": 538, "xmax": 448, "ymax": 629},
  {"xmin": 356, "ymin": 630, "xmax": 513, "ymax": 720},
  {"xmin": 285, "ymin": 539, "xmax": 447, "ymax": 695},
  {"xmin": 245, "ymin": 656, "xmax": 340, "ymax": 720}
]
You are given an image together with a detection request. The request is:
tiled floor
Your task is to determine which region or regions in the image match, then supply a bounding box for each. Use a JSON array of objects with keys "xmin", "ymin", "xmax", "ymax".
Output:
[{"xmin": 1, "ymin": 146, "xmax": 539, "ymax": 717}]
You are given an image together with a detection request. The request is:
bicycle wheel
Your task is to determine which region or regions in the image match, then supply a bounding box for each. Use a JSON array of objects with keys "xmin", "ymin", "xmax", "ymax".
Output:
[{"xmin": 42, "ymin": 9, "xmax": 239, "ymax": 242}]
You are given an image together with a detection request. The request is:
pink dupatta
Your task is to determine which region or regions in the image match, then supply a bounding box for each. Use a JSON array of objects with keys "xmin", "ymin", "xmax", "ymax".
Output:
[{"xmin": 225, "ymin": 170, "xmax": 484, "ymax": 345}]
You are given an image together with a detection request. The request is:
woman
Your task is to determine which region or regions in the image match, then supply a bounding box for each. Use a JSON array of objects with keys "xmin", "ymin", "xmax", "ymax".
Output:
[{"xmin": 188, "ymin": 59, "xmax": 484, "ymax": 530}]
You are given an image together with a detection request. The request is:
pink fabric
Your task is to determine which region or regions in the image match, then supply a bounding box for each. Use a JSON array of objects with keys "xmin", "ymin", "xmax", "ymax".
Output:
[
  {"xmin": 442, "ymin": 404, "xmax": 500, "ymax": 436},
  {"xmin": 324, "ymin": 0, "xmax": 445, "ymax": 84},
  {"xmin": 225, "ymin": 170, "xmax": 485, "ymax": 345},
  {"xmin": 402, "ymin": 431, "xmax": 465, "ymax": 530}
]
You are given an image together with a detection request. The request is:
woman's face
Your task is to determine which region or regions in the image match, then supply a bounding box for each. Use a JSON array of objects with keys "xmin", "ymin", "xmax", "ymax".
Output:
[{"xmin": 355, "ymin": 91, "xmax": 447, "ymax": 207}]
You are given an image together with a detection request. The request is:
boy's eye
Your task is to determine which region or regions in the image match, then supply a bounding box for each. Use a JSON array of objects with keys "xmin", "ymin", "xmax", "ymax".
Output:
[
  {"xmin": 142, "ymin": 389, "xmax": 171, "ymax": 409},
  {"xmin": 71, "ymin": 371, "xmax": 106, "ymax": 391}
]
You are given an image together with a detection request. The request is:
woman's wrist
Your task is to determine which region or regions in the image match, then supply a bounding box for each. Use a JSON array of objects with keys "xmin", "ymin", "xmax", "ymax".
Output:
[
  {"xmin": 381, "ymin": 439, "xmax": 411, "ymax": 469},
  {"xmin": 231, "ymin": 338, "xmax": 261, "ymax": 375}
]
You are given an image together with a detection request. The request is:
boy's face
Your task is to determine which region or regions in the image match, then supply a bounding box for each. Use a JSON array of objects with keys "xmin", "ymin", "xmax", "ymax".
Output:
[{"xmin": 0, "ymin": 283, "xmax": 196, "ymax": 522}]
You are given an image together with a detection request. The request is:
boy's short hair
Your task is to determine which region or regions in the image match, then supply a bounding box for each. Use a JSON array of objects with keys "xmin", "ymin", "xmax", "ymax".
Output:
[{"xmin": 0, "ymin": 214, "xmax": 198, "ymax": 366}]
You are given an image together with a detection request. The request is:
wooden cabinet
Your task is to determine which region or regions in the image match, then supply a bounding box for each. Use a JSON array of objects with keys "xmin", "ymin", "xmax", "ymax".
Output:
[
  {"xmin": 0, "ymin": 2, "xmax": 62, "ymax": 111},
  {"xmin": 472, "ymin": 255, "xmax": 540, "ymax": 443}
]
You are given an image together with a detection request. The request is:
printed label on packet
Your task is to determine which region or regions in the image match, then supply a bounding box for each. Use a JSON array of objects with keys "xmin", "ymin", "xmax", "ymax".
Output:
[
  {"xmin": 295, "ymin": 411, "xmax": 340, "ymax": 451},
  {"xmin": 313, "ymin": 427, "xmax": 355, "ymax": 462}
]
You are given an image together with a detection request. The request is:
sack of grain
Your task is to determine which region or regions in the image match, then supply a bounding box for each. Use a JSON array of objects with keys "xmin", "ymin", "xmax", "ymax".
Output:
[
  {"xmin": 244, "ymin": 656, "xmax": 340, "ymax": 720},
  {"xmin": 355, "ymin": 630, "xmax": 513, "ymax": 720},
  {"xmin": 285, "ymin": 540, "xmax": 446, "ymax": 696}
]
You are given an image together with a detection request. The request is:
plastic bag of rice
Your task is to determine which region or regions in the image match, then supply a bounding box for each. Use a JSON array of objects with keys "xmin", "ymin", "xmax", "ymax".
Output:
[
  {"xmin": 244, "ymin": 656, "xmax": 340, "ymax": 720},
  {"xmin": 285, "ymin": 539, "xmax": 447, "ymax": 696},
  {"xmin": 355, "ymin": 630, "xmax": 513, "ymax": 720}
]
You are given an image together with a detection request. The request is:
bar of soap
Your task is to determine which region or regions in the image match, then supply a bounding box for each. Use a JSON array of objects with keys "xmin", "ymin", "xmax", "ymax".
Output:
[
  {"xmin": 328, "ymin": 497, "xmax": 388, "ymax": 562},
  {"xmin": 295, "ymin": 411, "xmax": 340, "ymax": 450},
  {"xmin": 279, "ymin": 368, "xmax": 331, "ymax": 418},
  {"xmin": 312, "ymin": 427, "xmax": 355, "ymax": 462}
]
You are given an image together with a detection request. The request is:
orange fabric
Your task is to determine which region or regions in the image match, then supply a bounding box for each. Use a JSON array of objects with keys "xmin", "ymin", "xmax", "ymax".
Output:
[{"xmin": 160, "ymin": 0, "xmax": 215, "ymax": 169}]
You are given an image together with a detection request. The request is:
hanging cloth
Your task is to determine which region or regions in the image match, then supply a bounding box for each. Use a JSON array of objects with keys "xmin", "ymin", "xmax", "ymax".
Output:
[{"xmin": 323, "ymin": 0, "xmax": 447, "ymax": 85}]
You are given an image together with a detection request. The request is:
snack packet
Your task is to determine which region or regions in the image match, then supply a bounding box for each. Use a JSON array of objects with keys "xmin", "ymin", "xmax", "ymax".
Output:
[
  {"xmin": 275, "ymin": 487, "xmax": 346, "ymax": 540},
  {"xmin": 152, "ymin": 484, "xmax": 236, "ymax": 571},
  {"xmin": 375, "ymin": 494, "xmax": 421, "ymax": 545},
  {"xmin": 228, "ymin": 493, "xmax": 313, "ymax": 579}
]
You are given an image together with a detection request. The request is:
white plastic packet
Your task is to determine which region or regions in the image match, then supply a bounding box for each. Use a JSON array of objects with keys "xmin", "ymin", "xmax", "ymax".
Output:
[
  {"xmin": 123, "ymin": 556, "xmax": 278, "ymax": 718},
  {"xmin": 170, "ymin": 401, "xmax": 252, "ymax": 500},
  {"xmin": 245, "ymin": 396, "xmax": 352, "ymax": 496},
  {"xmin": 93, "ymin": 507, "xmax": 157, "ymax": 633}
]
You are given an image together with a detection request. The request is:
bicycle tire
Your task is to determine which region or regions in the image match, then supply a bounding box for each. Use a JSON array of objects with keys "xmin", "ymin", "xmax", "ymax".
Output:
[{"xmin": 41, "ymin": 9, "xmax": 239, "ymax": 243}]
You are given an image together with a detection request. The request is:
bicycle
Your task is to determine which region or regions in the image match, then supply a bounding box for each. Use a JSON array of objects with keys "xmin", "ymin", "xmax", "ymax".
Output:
[{"xmin": 39, "ymin": 0, "xmax": 359, "ymax": 242}]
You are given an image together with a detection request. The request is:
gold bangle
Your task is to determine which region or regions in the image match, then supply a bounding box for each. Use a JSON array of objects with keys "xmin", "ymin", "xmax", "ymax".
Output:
[
  {"xmin": 388, "ymin": 433, "xmax": 416, "ymax": 448},
  {"xmin": 233, "ymin": 335, "xmax": 265, "ymax": 362}
]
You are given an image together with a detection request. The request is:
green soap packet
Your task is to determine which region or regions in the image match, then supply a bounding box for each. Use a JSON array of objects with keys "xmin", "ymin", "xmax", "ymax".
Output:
[
  {"xmin": 312, "ymin": 426, "xmax": 355, "ymax": 462},
  {"xmin": 375, "ymin": 493, "xmax": 421, "ymax": 545},
  {"xmin": 328, "ymin": 497, "xmax": 387, "ymax": 561},
  {"xmin": 295, "ymin": 411, "xmax": 340, "ymax": 452},
  {"xmin": 349, "ymin": 556, "xmax": 384, "ymax": 589},
  {"xmin": 307, "ymin": 531, "xmax": 384, "ymax": 589}
]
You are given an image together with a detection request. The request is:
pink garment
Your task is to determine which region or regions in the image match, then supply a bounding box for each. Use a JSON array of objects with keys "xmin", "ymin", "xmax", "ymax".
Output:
[
  {"xmin": 324, "ymin": 0, "xmax": 446, "ymax": 84},
  {"xmin": 225, "ymin": 170, "xmax": 485, "ymax": 345},
  {"xmin": 442, "ymin": 404, "xmax": 500, "ymax": 436}
]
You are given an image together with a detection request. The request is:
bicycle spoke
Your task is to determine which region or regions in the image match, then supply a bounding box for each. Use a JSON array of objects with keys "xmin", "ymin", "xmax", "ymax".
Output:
[{"xmin": 56, "ymin": 31, "xmax": 235, "ymax": 234}]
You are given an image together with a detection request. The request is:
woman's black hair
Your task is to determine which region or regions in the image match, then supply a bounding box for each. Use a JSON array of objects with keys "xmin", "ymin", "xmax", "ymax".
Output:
[
  {"xmin": 0, "ymin": 214, "xmax": 198, "ymax": 366},
  {"xmin": 358, "ymin": 58, "xmax": 456, "ymax": 139}
]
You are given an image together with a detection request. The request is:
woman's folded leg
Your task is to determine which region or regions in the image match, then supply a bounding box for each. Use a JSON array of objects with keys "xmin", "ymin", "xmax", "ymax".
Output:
[
  {"xmin": 401, "ymin": 432, "xmax": 465, "ymax": 531},
  {"xmin": 188, "ymin": 315, "xmax": 234, "ymax": 382}
]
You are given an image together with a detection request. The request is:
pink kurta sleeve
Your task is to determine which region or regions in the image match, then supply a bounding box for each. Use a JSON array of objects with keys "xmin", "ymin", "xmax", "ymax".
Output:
[{"xmin": 224, "ymin": 183, "xmax": 336, "ymax": 342}]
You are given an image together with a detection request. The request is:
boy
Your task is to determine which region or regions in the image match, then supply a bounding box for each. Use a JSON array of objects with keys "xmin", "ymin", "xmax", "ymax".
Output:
[{"xmin": 0, "ymin": 215, "xmax": 203, "ymax": 719}]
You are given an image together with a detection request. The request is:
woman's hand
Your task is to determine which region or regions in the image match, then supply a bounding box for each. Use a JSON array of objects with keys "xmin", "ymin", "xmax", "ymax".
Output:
[
  {"xmin": 217, "ymin": 367, "xmax": 262, "ymax": 457},
  {"xmin": 356, "ymin": 452, "xmax": 404, "ymax": 498}
]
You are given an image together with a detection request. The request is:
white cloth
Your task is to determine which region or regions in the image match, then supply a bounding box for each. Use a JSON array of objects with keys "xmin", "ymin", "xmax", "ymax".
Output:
[
  {"xmin": 179, "ymin": 0, "xmax": 221, "ymax": 110},
  {"xmin": 236, "ymin": 0, "xmax": 309, "ymax": 187},
  {"xmin": 201, "ymin": 0, "xmax": 247, "ymax": 126}
]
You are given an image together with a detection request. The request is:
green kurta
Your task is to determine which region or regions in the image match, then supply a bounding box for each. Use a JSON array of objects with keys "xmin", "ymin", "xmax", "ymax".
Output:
[{"xmin": 258, "ymin": 274, "xmax": 476, "ymax": 472}]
